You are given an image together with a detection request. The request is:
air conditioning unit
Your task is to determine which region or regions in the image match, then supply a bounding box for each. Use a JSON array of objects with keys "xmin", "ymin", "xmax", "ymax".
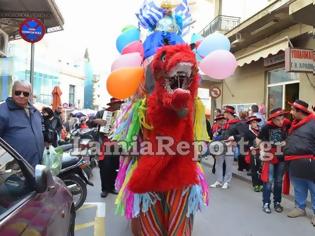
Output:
[{"xmin": 0, "ymin": 28, "xmax": 9, "ymax": 57}]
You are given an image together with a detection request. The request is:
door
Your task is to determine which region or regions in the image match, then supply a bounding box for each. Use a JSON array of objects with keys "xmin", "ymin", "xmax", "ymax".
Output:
[
  {"xmin": 0, "ymin": 141, "xmax": 72, "ymax": 236},
  {"xmin": 285, "ymin": 83, "xmax": 299, "ymax": 111}
]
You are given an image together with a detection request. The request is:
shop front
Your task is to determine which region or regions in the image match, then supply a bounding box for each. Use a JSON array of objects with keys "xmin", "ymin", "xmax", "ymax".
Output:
[{"xmin": 221, "ymin": 0, "xmax": 315, "ymax": 117}]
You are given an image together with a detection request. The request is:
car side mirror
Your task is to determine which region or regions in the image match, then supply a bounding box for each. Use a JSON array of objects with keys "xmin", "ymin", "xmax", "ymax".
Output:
[{"xmin": 35, "ymin": 165, "xmax": 50, "ymax": 193}]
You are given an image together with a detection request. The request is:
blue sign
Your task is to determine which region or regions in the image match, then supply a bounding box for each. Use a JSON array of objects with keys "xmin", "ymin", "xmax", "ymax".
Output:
[{"xmin": 19, "ymin": 18, "xmax": 46, "ymax": 43}]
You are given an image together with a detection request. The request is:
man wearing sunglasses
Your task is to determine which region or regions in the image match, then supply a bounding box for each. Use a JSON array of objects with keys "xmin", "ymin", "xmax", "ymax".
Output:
[{"xmin": 0, "ymin": 80, "xmax": 44, "ymax": 167}]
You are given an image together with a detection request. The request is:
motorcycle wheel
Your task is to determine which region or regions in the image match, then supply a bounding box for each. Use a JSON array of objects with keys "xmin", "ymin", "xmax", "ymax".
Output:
[{"xmin": 63, "ymin": 174, "xmax": 87, "ymax": 210}]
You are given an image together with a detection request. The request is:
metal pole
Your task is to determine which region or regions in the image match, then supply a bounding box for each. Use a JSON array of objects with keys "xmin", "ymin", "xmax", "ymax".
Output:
[{"xmin": 30, "ymin": 43, "xmax": 35, "ymax": 88}]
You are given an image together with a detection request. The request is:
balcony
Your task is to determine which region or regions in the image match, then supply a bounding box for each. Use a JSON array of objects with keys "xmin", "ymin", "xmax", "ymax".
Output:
[{"xmin": 200, "ymin": 15, "xmax": 241, "ymax": 37}]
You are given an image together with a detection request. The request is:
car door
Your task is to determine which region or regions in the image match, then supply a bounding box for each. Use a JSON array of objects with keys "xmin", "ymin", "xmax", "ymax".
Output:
[{"xmin": 0, "ymin": 140, "xmax": 73, "ymax": 236}]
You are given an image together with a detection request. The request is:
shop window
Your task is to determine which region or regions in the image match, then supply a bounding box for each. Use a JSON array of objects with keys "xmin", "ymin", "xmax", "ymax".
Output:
[{"xmin": 267, "ymin": 68, "xmax": 299, "ymax": 113}]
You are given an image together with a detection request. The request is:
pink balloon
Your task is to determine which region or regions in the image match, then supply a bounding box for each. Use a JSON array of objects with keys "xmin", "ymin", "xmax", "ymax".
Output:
[
  {"xmin": 199, "ymin": 50, "xmax": 237, "ymax": 80},
  {"xmin": 111, "ymin": 52, "xmax": 143, "ymax": 72},
  {"xmin": 122, "ymin": 41, "xmax": 144, "ymax": 59}
]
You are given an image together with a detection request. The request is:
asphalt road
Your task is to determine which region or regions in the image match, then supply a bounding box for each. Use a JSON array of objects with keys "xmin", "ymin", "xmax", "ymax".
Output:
[{"xmin": 75, "ymin": 165, "xmax": 314, "ymax": 236}]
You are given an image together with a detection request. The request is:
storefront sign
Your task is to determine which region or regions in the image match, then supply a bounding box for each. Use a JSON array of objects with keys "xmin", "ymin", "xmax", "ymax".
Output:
[
  {"xmin": 264, "ymin": 52, "xmax": 285, "ymax": 67},
  {"xmin": 19, "ymin": 18, "xmax": 46, "ymax": 43},
  {"xmin": 210, "ymin": 86, "xmax": 221, "ymax": 99},
  {"xmin": 285, "ymin": 48, "xmax": 314, "ymax": 73}
]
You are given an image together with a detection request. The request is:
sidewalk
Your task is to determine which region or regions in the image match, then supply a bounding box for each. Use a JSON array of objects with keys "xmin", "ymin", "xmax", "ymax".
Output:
[{"xmin": 201, "ymin": 156, "xmax": 312, "ymax": 209}]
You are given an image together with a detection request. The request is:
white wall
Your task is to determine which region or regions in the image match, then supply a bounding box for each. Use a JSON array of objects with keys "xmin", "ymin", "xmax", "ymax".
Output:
[
  {"xmin": 59, "ymin": 72, "xmax": 85, "ymax": 109},
  {"xmin": 221, "ymin": 0, "xmax": 270, "ymax": 21}
]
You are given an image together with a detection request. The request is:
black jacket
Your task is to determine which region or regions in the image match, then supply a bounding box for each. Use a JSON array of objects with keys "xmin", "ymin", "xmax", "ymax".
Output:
[{"xmin": 284, "ymin": 115, "xmax": 315, "ymax": 181}]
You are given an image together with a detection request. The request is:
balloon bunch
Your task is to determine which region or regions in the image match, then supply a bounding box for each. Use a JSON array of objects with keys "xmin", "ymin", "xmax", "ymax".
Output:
[
  {"xmin": 107, "ymin": 26, "xmax": 145, "ymax": 99},
  {"xmin": 195, "ymin": 32, "xmax": 237, "ymax": 80}
]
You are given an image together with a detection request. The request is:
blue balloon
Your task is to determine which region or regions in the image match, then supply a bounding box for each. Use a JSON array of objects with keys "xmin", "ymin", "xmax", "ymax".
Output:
[
  {"xmin": 196, "ymin": 32, "xmax": 230, "ymax": 58},
  {"xmin": 116, "ymin": 28, "xmax": 140, "ymax": 53},
  {"xmin": 193, "ymin": 49, "xmax": 203, "ymax": 62},
  {"xmin": 191, "ymin": 33, "xmax": 203, "ymax": 44}
]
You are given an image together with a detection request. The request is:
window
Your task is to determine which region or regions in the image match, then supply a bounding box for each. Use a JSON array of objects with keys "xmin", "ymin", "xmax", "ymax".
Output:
[
  {"xmin": 69, "ymin": 85, "xmax": 75, "ymax": 106},
  {"xmin": 267, "ymin": 68, "xmax": 299, "ymax": 113},
  {"xmin": 0, "ymin": 145, "xmax": 33, "ymax": 216}
]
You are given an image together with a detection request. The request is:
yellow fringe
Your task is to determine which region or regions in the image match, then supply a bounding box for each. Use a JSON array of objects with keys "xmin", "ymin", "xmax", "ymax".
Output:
[
  {"xmin": 138, "ymin": 98, "xmax": 153, "ymax": 130},
  {"xmin": 194, "ymin": 98, "xmax": 210, "ymax": 142}
]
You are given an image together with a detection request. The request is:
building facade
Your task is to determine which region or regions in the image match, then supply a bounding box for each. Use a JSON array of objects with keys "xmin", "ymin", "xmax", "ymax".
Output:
[{"xmin": 200, "ymin": 0, "xmax": 315, "ymax": 117}]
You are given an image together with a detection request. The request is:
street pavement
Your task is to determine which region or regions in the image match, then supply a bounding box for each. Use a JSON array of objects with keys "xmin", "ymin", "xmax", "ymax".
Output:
[{"xmin": 75, "ymin": 164, "xmax": 314, "ymax": 236}]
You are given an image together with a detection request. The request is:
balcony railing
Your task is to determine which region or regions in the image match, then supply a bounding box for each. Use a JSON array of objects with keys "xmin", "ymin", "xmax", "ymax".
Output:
[{"xmin": 200, "ymin": 15, "xmax": 241, "ymax": 37}]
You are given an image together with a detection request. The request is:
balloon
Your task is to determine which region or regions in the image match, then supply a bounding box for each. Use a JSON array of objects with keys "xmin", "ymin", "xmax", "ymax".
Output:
[
  {"xmin": 121, "ymin": 25, "xmax": 137, "ymax": 33},
  {"xmin": 116, "ymin": 28, "xmax": 140, "ymax": 53},
  {"xmin": 197, "ymin": 32, "xmax": 231, "ymax": 58},
  {"xmin": 106, "ymin": 67, "xmax": 144, "ymax": 99},
  {"xmin": 191, "ymin": 33, "xmax": 203, "ymax": 44},
  {"xmin": 111, "ymin": 53, "xmax": 143, "ymax": 72},
  {"xmin": 199, "ymin": 50, "xmax": 237, "ymax": 80},
  {"xmin": 122, "ymin": 41, "xmax": 144, "ymax": 59}
]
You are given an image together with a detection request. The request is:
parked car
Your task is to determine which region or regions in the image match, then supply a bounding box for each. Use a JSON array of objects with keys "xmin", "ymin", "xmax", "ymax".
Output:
[{"xmin": 0, "ymin": 138, "xmax": 75, "ymax": 236}]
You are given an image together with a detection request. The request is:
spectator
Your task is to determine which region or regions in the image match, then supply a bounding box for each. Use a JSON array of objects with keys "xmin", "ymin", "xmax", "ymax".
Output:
[
  {"xmin": 284, "ymin": 100, "xmax": 315, "ymax": 226},
  {"xmin": 42, "ymin": 107, "xmax": 59, "ymax": 147},
  {"xmin": 93, "ymin": 98, "xmax": 123, "ymax": 198},
  {"xmin": 257, "ymin": 108, "xmax": 291, "ymax": 214},
  {"xmin": 238, "ymin": 111, "xmax": 250, "ymax": 172},
  {"xmin": 251, "ymin": 104, "xmax": 266, "ymax": 127},
  {"xmin": 53, "ymin": 105, "xmax": 63, "ymax": 139},
  {"xmin": 0, "ymin": 80, "xmax": 44, "ymax": 167}
]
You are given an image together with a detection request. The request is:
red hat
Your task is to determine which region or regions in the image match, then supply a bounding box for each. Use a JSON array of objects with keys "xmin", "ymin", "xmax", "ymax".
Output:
[
  {"xmin": 268, "ymin": 108, "xmax": 289, "ymax": 120},
  {"xmin": 288, "ymin": 99, "xmax": 311, "ymax": 114},
  {"xmin": 246, "ymin": 115, "xmax": 262, "ymax": 124},
  {"xmin": 106, "ymin": 97, "xmax": 124, "ymax": 106},
  {"xmin": 223, "ymin": 105, "xmax": 235, "ymax": 115},
  {"xmin": 214, "ymin": 114, "xmax": 226, "ymax": 121}
]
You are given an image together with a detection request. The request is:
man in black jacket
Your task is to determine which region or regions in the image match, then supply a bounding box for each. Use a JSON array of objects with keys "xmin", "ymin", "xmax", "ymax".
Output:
[{"xmin": 284, "ymin": 100, "xmax": 315, "ymax": 226}]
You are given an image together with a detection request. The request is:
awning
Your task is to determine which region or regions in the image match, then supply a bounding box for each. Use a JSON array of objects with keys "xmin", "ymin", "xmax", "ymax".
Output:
[
  {"xmin": 0, "ymin": 0, "xmax": 64, "ymax": 38},
  {"xmin": 235, "ymin": 37, "xmax": 289, "ymax": 67}
]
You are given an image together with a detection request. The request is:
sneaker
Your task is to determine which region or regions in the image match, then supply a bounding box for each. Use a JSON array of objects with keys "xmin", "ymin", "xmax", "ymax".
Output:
[
  {"xmin": 263, "ymin": 203, "xmax": 271, "ymax": 214},
  {"xmin": 222, "ymin": 182, "xmax": 229, "ymax": 189},
  {"xmin": 311, "ymin": 215, "xmax": 315, "ymax": 227},
  {"xmin": 210, "ymin": 181, "xmax": 222, "ymax": 188},
  {"xmin": 254, "ymin": 186, "xmax": 260, "ymax": 192},
  {"xmin": 274, "ymin": 202, "xmax": 284, "ymax": 213},
  {"xmin": 287, "ymin": 208, "xmax": 306, "ymax": 218}
]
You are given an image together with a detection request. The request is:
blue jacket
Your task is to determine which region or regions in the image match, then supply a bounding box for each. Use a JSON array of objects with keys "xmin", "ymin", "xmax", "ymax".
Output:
[{"xmin": 0, "ymin": 97, "xmax": 44, "ymax": 167}]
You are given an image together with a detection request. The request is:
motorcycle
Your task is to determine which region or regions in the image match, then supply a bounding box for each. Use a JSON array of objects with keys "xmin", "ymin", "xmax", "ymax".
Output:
[{"xmin": 58, "ymin": 145, "xmax": 93, "ymax": 210}]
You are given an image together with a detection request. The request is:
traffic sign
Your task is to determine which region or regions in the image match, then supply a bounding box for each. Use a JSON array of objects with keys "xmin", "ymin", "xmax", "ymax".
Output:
[
  {"xmin": 19, "ymin": 18, "xmax": 46, "ymax": 43},
  {"xmin": 210, "ymin": 86, "xmax": 221, "ymax": 98}
]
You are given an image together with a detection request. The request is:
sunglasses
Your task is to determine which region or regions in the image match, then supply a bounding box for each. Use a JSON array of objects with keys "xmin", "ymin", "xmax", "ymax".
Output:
[{"xmin": 14, "ymin": 91, "xmax": 30, "ymax": 97}]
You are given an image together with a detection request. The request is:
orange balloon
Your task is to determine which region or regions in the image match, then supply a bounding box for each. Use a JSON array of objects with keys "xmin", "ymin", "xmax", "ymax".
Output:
[{"xmin": 106, "ymin": 67, "xmax": 144, "ymax": 99}]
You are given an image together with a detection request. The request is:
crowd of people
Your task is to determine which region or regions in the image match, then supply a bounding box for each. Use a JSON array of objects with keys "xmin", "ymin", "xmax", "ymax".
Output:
[{"xmin": 207, "ymin": 102, "xmax": 315, "ymax": 226}]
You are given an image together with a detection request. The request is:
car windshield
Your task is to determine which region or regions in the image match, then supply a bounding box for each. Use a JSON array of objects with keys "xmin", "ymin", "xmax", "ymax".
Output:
[{"xmin": 0, "ymin": 144, "xmax": 33, "ymax": 216}]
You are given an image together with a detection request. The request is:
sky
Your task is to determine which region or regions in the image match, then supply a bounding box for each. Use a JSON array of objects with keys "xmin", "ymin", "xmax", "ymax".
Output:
[{"xmin": 45, "ymin": 0, "xmax": 143, "ymax": 74}]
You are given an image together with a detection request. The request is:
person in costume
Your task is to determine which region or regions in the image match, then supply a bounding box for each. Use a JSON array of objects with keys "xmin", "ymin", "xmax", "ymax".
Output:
[
  {"xmin": 244, "ymin": 116, "xmax": 263, "ymax": 192},
  {"xmin": 211, "ymin": 105, "xmax": 247, "ymax": 189},
  {"xmin": 113, "ymin": 44, "xmax": 208, "ymax": 236},
  {"xmin": 210, "ymin": 114, "xmax": 227, "ymax": 182},
  {"xmin": 142, "ymin": 1, "xmax": 186, "ymax": 60},
  {"xmin": 284, "ymin": 100, "xmax": 315, "ymax": 226},
  {"xmin": 256, "ymin": 108, "xmax": 291, "ymax": 214}
]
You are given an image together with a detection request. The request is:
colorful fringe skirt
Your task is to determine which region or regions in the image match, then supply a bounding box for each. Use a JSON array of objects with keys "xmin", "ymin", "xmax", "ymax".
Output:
[{"xmin": 115, "ymin": 158, "xmax": 208, "ymax": 236}]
